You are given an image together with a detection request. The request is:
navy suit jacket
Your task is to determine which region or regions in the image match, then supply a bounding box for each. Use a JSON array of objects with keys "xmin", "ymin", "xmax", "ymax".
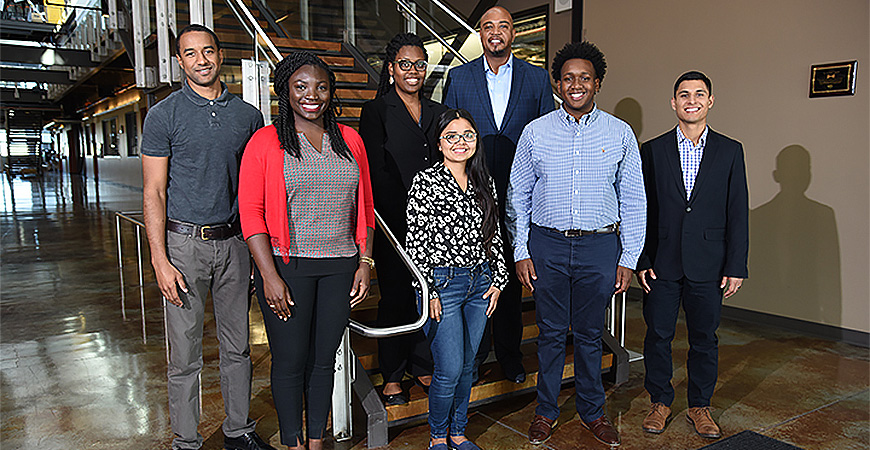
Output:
[
  {"xmin": 638, "ymin": 127, "xmax": 749, "ymax": 282},
  {"xmin": 443, "ymin": 56, "xmax": 554, "ymax": 210}
]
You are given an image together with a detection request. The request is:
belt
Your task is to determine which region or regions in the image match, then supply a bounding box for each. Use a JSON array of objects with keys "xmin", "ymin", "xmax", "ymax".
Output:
[
  {"xmin": 540, "ymin": 223, "xmax": 619, "ymax": 238},
  {"xmin": 166, "ymin": 219, "xmax": 240, "ymax": 241}
]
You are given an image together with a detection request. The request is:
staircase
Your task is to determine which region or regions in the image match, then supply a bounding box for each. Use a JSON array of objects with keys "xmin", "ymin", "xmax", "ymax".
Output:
[
  {"xmin": 350, "ymin": 274, "xmax": 628, "ymax": 432},
  {"xmin": 106, "ymin": 0, "xmax": 630, "ymax": 446},
  {"xmin": 4, "ymin": 110, "xmax": 44, "ymax": 176},
  {"xmin": 175, "ymin": 3, "xmax": 378, "ymax": 127}
]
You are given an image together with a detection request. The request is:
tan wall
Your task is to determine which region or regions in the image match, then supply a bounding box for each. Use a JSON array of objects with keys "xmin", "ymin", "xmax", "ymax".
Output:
[
  {"xmin": 446, "ymin": 0, "xmax": 870, "ymax": 332},
  {"xmin": 585, "ymin": 0, "xmax": 869, "ymax": 333}
]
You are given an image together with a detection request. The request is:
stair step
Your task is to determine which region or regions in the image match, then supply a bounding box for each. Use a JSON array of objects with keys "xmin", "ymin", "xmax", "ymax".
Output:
[
  {"xmin": 382, "ymin": 344, "xmax": 613, "ymax": 422},
  {"xmin": 220, "ymin": 32, "xmax": 344, "ymax": 54},
  {"xmin": 222, "ymin": 48, "xmax": 354, "ymax": 68}
]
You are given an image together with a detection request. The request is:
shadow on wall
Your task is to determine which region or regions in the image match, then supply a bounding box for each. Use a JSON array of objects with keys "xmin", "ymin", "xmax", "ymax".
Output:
[
  {"xmin": 740, "ymin": 145, "xmax": 842, "ymax": 326},
  {"xmin": 613, "ymin": 97, "xmax": 643, "ymax": 140}
]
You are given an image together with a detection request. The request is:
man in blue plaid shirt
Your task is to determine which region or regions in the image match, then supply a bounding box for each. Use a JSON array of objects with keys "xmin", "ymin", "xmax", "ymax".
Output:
[{"xmin": 507, "ymin": 41, "xmax": 646, "ymax": 447}]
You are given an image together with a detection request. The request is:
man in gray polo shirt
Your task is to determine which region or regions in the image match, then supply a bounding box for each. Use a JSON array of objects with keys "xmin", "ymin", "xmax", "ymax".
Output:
[{"xmin": 141, "ymin": 24, "xmax": 272, "ymax": 450}]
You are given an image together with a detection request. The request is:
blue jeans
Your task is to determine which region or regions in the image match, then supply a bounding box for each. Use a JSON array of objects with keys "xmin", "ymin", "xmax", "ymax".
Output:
[{"xmin": 426, "ymin": 262, "xmax": 492, "ymax": 439}]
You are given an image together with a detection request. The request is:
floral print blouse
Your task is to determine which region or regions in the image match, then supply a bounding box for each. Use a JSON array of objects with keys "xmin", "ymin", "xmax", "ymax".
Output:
[{"xmin": 405, "ymin": 163, "xmax": 509, "ymax": 299}]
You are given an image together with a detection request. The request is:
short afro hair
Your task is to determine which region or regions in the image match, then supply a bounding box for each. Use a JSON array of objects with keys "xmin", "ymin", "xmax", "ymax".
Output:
[
  {"xmin": 551, "ymin": 41, "xmax": 606, "ymax": 83},
  {"xmin": 673, "ymin": 70, "xmax": 712, "ymax": 97}
]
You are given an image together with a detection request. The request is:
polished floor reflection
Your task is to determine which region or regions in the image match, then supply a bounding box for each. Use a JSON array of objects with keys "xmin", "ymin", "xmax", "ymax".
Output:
[{"xmin": 1, "ymin": 172, "xmax": 868, "ymax": 450}]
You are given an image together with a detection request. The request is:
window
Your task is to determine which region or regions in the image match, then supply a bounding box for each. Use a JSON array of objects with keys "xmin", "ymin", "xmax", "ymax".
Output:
[{"xmin": 102, "ymin": 118, "xmax": 119, "ymax": 156}]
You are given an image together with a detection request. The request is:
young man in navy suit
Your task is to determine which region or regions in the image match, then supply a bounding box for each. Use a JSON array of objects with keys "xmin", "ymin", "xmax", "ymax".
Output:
[
  {"xmin": 443, "ymin": 6, "xmax": 554, "ymax": 384},
  {"xmin": 636, "ymin": 71, "xmax": 749, "ymax": 439}
]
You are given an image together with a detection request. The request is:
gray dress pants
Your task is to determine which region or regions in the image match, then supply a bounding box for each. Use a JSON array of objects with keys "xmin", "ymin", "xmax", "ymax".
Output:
[{"xmin": 165, "ymin": 231, "xmax": 256, "ymax": 449}]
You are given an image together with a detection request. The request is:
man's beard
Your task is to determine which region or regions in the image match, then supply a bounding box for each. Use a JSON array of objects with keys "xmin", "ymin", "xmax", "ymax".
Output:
[{"xmin": 490, "ymin": 47, "xmax": 508, "ymax": 58}]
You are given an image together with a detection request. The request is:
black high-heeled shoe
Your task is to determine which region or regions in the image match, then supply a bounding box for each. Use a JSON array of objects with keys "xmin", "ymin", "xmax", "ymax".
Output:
[
  {"xmin": 382, "ymin": 389, "xmax": 408, "ymax": 405},
  {"xmin": 415, "ymin": 377, "xmax": 431, "ymax": 395}
]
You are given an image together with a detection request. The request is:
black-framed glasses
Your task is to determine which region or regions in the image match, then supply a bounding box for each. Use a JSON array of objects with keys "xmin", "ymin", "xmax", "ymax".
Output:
[
  {"xmin": 440, "ymin": 131, "xmax": 478, "ymax": 144},
  {"xmin": 395, "ymin": 59, "xmax": 428, "ymax": 72}
]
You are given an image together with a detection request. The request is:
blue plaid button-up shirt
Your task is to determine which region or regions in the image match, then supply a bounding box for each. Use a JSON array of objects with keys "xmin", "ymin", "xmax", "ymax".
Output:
[
  {"xmin": 677, "ymin": 125, "xmax": 708, "ymax": 199},
  {"xmin": 506, "ymin": 106, "xmax": 647, "ymax": 269}
]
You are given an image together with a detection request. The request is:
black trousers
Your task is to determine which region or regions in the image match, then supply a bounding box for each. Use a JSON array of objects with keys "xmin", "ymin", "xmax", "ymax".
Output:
[
  {"xmin": 374, "ymin": 227, "xmax": 432, "ymax": 383},
  {"xmin": 642, "ymin": 277, "xmax": 722, "ymax": 408},
  {"xmin": 474, "ymin": 225, "xmax": 524, "ymax": 376},
  {"xmin": 254, "ymin": 256, "xmax": 356, "ymax": 446}
]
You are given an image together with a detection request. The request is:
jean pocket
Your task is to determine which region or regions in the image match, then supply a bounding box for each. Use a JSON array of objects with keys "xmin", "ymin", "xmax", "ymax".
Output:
[{"xmin": 432, "ymin": 267, "xmax": 451, "ymax": 290}]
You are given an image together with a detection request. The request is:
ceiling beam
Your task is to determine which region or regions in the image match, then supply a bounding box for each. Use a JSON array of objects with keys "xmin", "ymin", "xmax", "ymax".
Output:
[
  {"xmin": 0, "ymin": 44, "xmax": 99, "ymax": 67},
  {"xmin": 1, "ymin": 67, "xmax": 72, "ymax": 84}
]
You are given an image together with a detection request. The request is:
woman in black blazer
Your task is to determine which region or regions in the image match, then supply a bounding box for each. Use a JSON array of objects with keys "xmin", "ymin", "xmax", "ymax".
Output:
[{"xmin": 359, "ymin": 33, "xmax": 447, "ymax": 404}]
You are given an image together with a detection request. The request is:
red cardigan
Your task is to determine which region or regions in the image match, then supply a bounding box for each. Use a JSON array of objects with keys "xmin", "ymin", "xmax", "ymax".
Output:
[{"xmin": 239, "ymin": 124, "xmax": 375, "ymax": 262}]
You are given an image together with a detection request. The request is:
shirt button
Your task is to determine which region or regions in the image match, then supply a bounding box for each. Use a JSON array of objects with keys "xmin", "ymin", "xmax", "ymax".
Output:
[
  {"xmin": 211, "ymin": 112, "xmax": 216, "ymax": 117},
  {"xmin": 686, "ymin": 206, "xmax": 692, "ymax": 213},
  {"xmin": 209, "ymin": 101, "xmax": 214, "ymax": 105},
  {"xmin": 423, "ymin": 143, "xmax": 427, "ymax": 147}
]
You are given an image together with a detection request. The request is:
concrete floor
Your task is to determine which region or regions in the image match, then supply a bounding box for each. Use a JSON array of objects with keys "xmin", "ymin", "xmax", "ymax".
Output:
[{"xmin": 1, "ymin": 172, "xmax": 868, "ymax": 450}]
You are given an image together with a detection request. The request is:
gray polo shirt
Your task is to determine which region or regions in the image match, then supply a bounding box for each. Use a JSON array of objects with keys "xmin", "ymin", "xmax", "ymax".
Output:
[{"xmin": 141, "ymin": 80, "xmax": 264, "ymax": 225}]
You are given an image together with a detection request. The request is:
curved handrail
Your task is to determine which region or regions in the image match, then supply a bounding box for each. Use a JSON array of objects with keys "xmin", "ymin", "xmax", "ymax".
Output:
[{"xmin": 347, "ymin": 209, "xmax": 430, "ymax": 338}]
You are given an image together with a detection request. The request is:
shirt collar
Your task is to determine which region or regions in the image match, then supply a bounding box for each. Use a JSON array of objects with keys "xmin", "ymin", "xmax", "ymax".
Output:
[
  {"xmin": 676, "ymin": 125, "xmax": 709, "ymax": 148},
  {"xmin": 436, "ymin": 162, "xmax": 477, "ymax": 194},
  {"xmin": 560, "ymin": 103, "xmax": 600, "ymax": 126},
  {"xmin": 483, "ymin": 54, "xmax": 513, "ymax": 75},
  {"xmin": 182, "ymin": 79, "xmax": 231, "ymax": 107}
]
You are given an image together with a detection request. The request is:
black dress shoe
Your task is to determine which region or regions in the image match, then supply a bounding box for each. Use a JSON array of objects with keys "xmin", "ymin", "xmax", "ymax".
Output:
[
  {"xmin": 508, "ymin": 371, "xmax": 527, "ymax": 384},
  {"xmin": 383, "ymin": 391, "xmax": 408, "ymax": 405},
  {"xmin": 503, "ymin": 361, "xmax": 527, "ymax": 384},
  {"xmin": 224, "ymin": 431, "xmax": 277, "ymax": 450}
]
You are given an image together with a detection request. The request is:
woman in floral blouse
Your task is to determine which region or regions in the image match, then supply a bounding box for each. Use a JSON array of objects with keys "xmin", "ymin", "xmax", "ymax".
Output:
[{"xmin": 406, "ymin": 108, "xmax": 508, "ymax": 450}]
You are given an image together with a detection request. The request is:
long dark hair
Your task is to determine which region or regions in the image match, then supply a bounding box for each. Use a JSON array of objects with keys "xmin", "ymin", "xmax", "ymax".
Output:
[
  {"xmin": 376, "ymin": 33, "xmax": 428, "ymax": 99},
  {"xmin": 273, "ymin": 51, "xmax": 351, "ymax": 160},
  {"xmin": 436, "ymin": 109, "xmax": 499, "ymax": 257}
]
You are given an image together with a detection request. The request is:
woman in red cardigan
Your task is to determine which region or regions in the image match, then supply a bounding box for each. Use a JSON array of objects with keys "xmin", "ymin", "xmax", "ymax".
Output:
[{"xmin": 239, "ymin": 51, "xmax": 374, "ymax": 450}]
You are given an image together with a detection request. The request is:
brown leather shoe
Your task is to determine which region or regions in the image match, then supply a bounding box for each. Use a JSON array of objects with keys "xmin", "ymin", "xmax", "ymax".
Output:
[
  {"xmin": 528, "ymin": 414, "xmax": 557, "ymax": 445},
  {"xmin": 581, "ymin": 415, "xmax": 620, "ymax": 446},
  {"xmin": 642, "ymin": 402, "xmax": 671, "ymax": 434},
  {"xmin": 686, "ymin": 406, "xmax": 721, "ymax": 439}
]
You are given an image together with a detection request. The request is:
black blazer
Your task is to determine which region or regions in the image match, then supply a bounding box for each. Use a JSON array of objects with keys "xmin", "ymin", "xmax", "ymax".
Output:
[
  {"xmin": 359, "ymin": 89, "xmax": 448, "ymax": 235},
  {"xmin": 638, "ymin": 127, "xmax": 749, "ymax": 282}
]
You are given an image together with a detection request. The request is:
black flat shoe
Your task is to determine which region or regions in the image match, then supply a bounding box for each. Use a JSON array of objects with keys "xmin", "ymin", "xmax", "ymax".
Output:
[{"xmin": 383, "ymin": 391, "xmax": 408, "ymax": 405}]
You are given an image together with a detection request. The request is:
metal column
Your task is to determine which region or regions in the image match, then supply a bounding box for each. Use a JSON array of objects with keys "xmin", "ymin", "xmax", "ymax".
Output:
[
  {"xmin": 241, "ymin": 59, "xmax": 271, "ymax": 124},
  {"xmin": 343, "ymin": 0, "xmax": 355, "ymax": 45},
  {"xmin": 189, "ymin": 0, "xmax": 214, "ymax": 30},
  {"xmin": 299, "ymin": 0, "xmax": 310, "ymax": 40}
]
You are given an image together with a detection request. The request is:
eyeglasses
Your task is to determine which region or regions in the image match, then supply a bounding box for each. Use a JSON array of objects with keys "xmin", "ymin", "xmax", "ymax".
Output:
[
  {"xmin": 440, "ymin": 131, "xmax": 478, "ymax": 144},
  {"xmin": 394, "ymin": 59, "xmax": 428, "ymax": 72}
]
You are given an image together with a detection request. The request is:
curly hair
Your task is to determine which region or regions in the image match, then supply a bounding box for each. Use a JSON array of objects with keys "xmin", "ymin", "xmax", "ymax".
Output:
[
  {"xmin": 551, "ymin": 41, "xmax": 607, "ymax": 83},
  {"xmin": 376, "ymin": 33, "xmax": 428, "ymax": 98},
  {"xmin": 273, "ymin": 51, "xmax": 351, "ymax": 160}
]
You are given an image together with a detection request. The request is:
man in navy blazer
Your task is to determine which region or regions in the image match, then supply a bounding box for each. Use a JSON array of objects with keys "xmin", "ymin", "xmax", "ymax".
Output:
[
  {"xmin": 636, "ymin": 71, "xmax": 748, "ymax": 440},
  {"xmin": 443, "ymin": 5, "xmax": 554, "ymax": 383}
]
